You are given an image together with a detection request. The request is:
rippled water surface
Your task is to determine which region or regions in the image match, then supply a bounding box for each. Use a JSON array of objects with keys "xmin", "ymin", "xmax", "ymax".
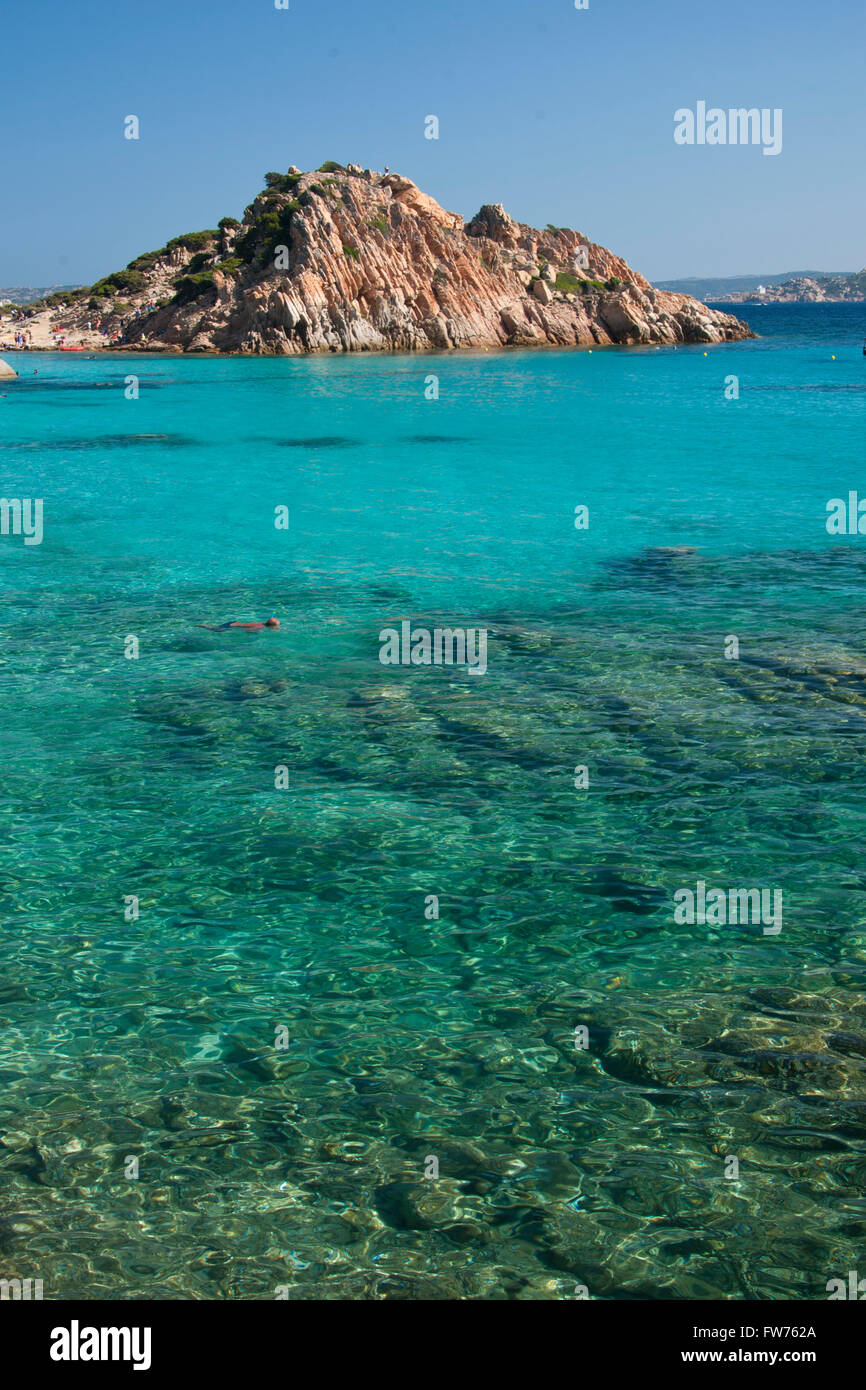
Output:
[{"xmin": 1, "ymin": 306, "xmax": 865, "ymax": 1299}]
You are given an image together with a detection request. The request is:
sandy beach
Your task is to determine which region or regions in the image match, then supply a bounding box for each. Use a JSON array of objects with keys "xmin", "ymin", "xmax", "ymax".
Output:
[{"xmin": 1, "ymin": 304, "xmax": 132, "ymax": 352}]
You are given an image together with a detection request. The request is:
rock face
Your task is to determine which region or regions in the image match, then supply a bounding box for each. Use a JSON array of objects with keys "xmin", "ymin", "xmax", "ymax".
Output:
[
  {"xmin": 0, "ymin": 357, "xmax": 17, "ymax": 378},
  {"xmin": 27, "ymin": 165, "xmax": 754, "ymax": 354}
]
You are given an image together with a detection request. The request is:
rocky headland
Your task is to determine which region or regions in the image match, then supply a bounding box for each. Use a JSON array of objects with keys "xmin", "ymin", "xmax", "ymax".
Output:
[{"xmin": 3, "ymin": 163, "xmax": 752, "ymax": 354}]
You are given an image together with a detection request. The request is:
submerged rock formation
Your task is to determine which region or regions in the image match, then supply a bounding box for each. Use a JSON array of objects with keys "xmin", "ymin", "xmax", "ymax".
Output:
[{"xmin": 23, "ymin": 164, "xmax": 753, "ymax": 355}]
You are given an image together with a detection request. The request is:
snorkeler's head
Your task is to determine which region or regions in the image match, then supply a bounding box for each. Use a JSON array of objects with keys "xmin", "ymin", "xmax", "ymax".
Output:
[{"xmin": 265, "ymin": 617, "xmax": 280, "ymax": 628}]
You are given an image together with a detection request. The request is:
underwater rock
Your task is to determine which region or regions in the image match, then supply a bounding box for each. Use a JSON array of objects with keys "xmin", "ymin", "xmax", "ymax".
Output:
[
  {"xmin": 238, "ymin": 680, "xmax": 272, "ymax": 700},
  {"xmin": 488, "ymin": 623, "xmax": 567, "ymax": 656},
  {"xmin": 740, "ymin": 653, "xmax": 866, "ymax": 707},
  {"xmin": 826, "ymin": 1031, "xmax": 866, "ymax": 1059},
  {"xmin": 588, "ymin": 866, "xmax": 668, "ymax": 915},
  {"xmin": 703, "ymin": 1031, "xmax": 847, "ymax": 1089},
  {"xmin": 278, "ymin": 436, "xmax": 358, "ymax": 448},
  {"xmin": 404, "ymin": 435, "xmax": 476, "ymax": 446},
  {"xmin": 374, "ymin": 1179, "xmax": 465, "ymax": 1230},
  {"xmin": 349, "ymin": 685, "xmax": 411, "ymax": 710},
  {"xmin": 596, "ymin": 546, "xmax": 707, "ymax": 597},
  {"xmin": 602, "ymin": 1024, "xmax": 709, "ymax": 1087},
  {"xmin": 368, "ymin": 1272, "xmax": 467, "ymax": 1300}
]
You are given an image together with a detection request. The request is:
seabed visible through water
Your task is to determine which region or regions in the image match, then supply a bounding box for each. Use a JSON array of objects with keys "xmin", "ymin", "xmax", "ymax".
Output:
[{"xmin": 1, "ymin": 306, "xmax": 865, "ymax": 1298}]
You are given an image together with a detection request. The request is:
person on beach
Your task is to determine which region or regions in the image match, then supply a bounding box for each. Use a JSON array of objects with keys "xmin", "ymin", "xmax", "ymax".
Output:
[{"xmin": 199, "ymin": 617, "xmax": 280, "ymax": 631}]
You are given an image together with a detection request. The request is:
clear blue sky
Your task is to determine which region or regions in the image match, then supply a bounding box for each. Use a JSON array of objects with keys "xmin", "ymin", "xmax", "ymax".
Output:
[{"xmin": 2, "ymin": 0, "xmax": 863, "ymax": 286}]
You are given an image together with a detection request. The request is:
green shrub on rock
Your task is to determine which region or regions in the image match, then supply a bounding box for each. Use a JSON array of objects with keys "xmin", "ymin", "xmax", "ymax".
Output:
[
  {"xmin": 262, "ymin": 172, "xmax": 303, "ymax": 195},
  {"xmin": 89, "ymin": 268, "xmax": 147, "ymax": 297},
  {"xmin": 127, "ymin": 249, "xmax": 164, "ymax": 272},
  {"xmin": 172, "ymin": 272, "xmax": 217, "ymax": 304},
  {"xmin": 554, "ymin": 272, "xmax": 583, "ymax": 295},
  {"xmin": 164, "ymin": 230, "xmax": 218, "ymax": 256}
]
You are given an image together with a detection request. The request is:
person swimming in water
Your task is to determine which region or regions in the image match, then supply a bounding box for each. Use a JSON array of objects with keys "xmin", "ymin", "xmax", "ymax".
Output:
[{"xmin": 200, "ymin": 617, "xmax": 280, "ymax": 631}]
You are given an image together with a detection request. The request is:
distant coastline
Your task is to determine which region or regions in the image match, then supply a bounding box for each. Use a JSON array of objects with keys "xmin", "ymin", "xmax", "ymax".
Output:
[
  {"xmin": 656, "ymin": 270, "xmax": 856, "ymax": 299},
  {"xmin": 707, "ymin": 270, "xmax": 866, "ymax": 306}
]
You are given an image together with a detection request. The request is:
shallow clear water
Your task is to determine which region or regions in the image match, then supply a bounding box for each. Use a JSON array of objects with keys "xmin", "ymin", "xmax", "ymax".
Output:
[{"xmin": 1, "ymin": 305, "xmax": 865, "ymax": 1299}]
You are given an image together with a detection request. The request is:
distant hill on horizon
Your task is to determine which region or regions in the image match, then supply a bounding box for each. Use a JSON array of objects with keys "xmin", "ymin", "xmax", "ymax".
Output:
[
  {"xmin": 655, "ymin": 272, "xmax": 854, "ymax": 298},
  {"xmin": 0, "ymin": 284, "xmax": 84, "ymax": 305}
]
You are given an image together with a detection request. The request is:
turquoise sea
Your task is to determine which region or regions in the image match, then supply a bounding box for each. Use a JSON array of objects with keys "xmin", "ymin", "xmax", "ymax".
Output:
[{"xmin": 1, "ymin": 303, "xmax": 865, "ymax": 1300}]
